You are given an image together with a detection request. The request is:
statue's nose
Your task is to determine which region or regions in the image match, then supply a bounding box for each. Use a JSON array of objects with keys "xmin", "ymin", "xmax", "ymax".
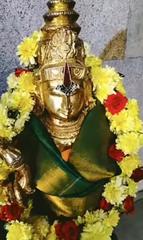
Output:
[
  {"xmin": 56, "ymin": 63, "xmax": 80, "ymax": 96},
  {"xmin": 64, "ymin": 63, "xmax": 71, "ymax": 87},
  {"xmin": 61, "ymin": 93, "xmax": 72, "ymax": 117},
  {"xmin": 64, "ymin": 96, "xmax": 72, "ymax": 113}
]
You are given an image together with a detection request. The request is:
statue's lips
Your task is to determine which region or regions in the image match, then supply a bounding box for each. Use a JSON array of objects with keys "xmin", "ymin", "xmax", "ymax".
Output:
[
  {"xmin": 57, "ymin": 109, "xmax": 71, "ymax": 118},
  {"xmin": 56, "ymin": 108, "xmax": 82, "ymax": 120}
]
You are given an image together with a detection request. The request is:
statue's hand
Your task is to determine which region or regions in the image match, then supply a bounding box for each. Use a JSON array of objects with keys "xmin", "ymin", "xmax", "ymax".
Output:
[
  {"xmin": 0, "ymin": 145, "xmax": 35, "ymax": 206},
  {"xmin": 15, "ymin": 163, "xmax": 35, "ymax": 195},
  {"xmin": 0, "ymin": 145, "xmax": 23, "ymax": 168}
]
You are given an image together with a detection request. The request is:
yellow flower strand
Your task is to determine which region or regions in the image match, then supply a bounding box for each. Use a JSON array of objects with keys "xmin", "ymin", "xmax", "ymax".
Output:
[{"xmin": 0, "ymin": 72, "xmax": 36, "ymax": 141}]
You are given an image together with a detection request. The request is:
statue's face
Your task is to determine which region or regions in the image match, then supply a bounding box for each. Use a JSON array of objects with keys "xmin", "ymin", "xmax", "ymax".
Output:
[{"xmin": 39, "ymin": 62, "xmax": 86, "ymax": 120}]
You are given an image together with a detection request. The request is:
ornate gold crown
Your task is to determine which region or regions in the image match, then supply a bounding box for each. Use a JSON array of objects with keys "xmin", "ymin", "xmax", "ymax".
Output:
[
  {"xmin": 38, "ymin": 0, "xmax": 85, "ymax": 66},
  {"xmin": 42, "ymin": 0, "xmax": 81, "ymax": 35}
]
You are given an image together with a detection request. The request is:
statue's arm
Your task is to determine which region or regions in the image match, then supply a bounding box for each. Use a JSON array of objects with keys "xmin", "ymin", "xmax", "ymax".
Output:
[{"xmin": 0, "ymin": 144, "xmax": 34, "ymax": 206}]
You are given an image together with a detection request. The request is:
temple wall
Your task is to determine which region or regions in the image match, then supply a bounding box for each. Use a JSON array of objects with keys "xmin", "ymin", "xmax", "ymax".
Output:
[
  {"xmin": 0, "ymin": 0, "xmax": 129, "ymax": 86},
  {"xmin": 0, "ymin": 0, "xmax": 143, "ymax": 159}
]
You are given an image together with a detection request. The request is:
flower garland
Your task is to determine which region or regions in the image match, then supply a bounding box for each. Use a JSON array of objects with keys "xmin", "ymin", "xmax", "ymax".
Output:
[
  {"xmin": 0, "ymin": 32, "xmax": 143, "ymax": 240},
  {"xmin": 0, "ymin": 71, "xmax": 36, "ymax": 141},
  {"xmin": 0, "ymin": 31, "xmax": 42, "ymax": 140}
]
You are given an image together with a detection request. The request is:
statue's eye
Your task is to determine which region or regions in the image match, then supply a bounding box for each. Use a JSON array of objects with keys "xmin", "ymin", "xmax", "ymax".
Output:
[
  {"xmin": 71, "ymin": 67, "xmax": 85, "ymax": 80},
  {"xmin": 51, "ymin": 68, "xmax": 60, "ymax": 76},
  {"xmin": 45, "ymin": 67, "xmax": 64, "ymax": 80}
]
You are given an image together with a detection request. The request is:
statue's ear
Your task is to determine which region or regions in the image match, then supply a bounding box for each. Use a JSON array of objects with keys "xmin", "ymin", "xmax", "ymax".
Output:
[
  {"xmin": 32, "ymin": 94, "xmax": 45, "ymax": 117},
  {"xmin": 33, "ymin": 73, "xmax": 45, "ymax": 116},
  {"xmin": 83, "ymin": 75, "xmax": 95, "ymax": 109}
]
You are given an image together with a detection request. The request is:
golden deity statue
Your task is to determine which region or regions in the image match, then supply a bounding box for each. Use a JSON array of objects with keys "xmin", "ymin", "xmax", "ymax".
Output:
[{"xmin": 0, "ymin": 0, "xmax": 120, "ymax": 218}]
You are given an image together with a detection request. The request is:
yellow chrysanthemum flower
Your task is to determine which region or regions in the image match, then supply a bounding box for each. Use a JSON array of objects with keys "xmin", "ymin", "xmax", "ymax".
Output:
[
  {"xmin": 9, "ymin": 91, "xmax": 34, "ymax": 133},
  {"xmin": 31, "ymin": 31, "xmax": 43, "ymax": 42},
  {"xmin": 116, "ymin": 132, "xmax": 143, "ymax": 155},
  {"xmin": 110, "ymin": 109, "xmax": 143, "ymax": 134},
  {"xmin": 6, "ymin": 221, "xmax": 33, "ymax": 240},
  {"xmin": 83, "ymin": 211, "xmax": 98, "ymax": 224},
  {"xmin": 96, "ymin": 67, "xmax": 121, "ymax": 85},
  {"xmin": 0, "ymin": 102, "xmax": 10, "ymax": 124},
  {"xmin": 110, "ymin": 110, "xmax": 132, "ymax": 133},
  {"xmin": 126, "ymin": 100, "xmax": 143, "ymax": 131},
  {"xmin": 119, "ymin": 155, "xmax": 140, "ymax": 177},
  {"xmin": 103, "ymin": 177, "xmax": 127, "ymax": 205},
  {"xmin": 91, "ymin": 66, "xmax": 121, "ymax": 102},
  {"xmin": 104, "ymin": 209, "xmax": 120, "ymax": 228},
  {"xmin": 46, "ymin": 233, "xmax": 57, "ymax": 240},
  {"xmin": 30, "ymin": 216, "xmax": 49, "ymax": 238},
  {"xmin": 18, "ymin": 72, "xmax": 36, "ymax": 93},
  {"xmin": 0, "ymin": 89, "xmax": 35, "ymax": 140},
  {"xmin": 116, "ymin": 81, "xmax": 126, "ymax": 95},
  {"xmin": 14, "ymin": 116, "xmax": 28, "ymax": 132},
  {"xmin": 105, "ymin": 111, "xmax": 113, "ymax": 120},
  {"xmin": 127, "ymin": 99, "xmax": 140, "ymax": 117},
  {"xmin": 17, "ymin": 31, "xmax": 42, "ymax": 67},
  {"xmin": 84, "ymin": 210, "xmax": 106, "ymax": 224},
  {"xmin": 0, "ymin": 104, "xmax": 14, "ymax": 139},
  {"xmin": 85, "ymin": 55, "xmax": 102, "ymax": 68},
  {"xmin": 7, "ymin": 73, "xmax": 18, "ymax": 89},
  {"xmin": 85, "ymin": 56, "xmax": 125, "ymax": 103},
  {"xmin": 46, "ymin": 224, "xmax": 58, "ymax": 240},
  {"xmin": 81, "ymin": 221, "xmax": 113, "ymax": 240},
  {"xmin": 7, "ymin": 90, "xmax": 34, "ymax": 114},
  {"xmin": 17, "ymin": 37, "xmax": 38, "ymax": 66},
  {"xmin": 127, "ymin": 179, "xmax": 138, "ymax": 197},
  {"xmin": 108, "ymin": 99, "xmax": 143, "ymax": 134},
  {"xmin": 96, "ymin": 84, "xmax": 115, "ymax": 103},
  {"xmin": 108, "ymin": 209, "xmax": 120, "ymax": 227},
  {"xmin": 0, "ymin": 125, "xmax": 14, "ymax": 140}
]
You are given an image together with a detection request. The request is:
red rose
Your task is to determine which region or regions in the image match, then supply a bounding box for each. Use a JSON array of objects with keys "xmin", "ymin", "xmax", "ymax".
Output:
[
  {"xmin": 15, "ymin": 68, "xmax": 32, "ymax": 77},
  {"xmin": 55, "ymin": 221, "xmax": 79, "ymax": 240},
  {"xmin": 62, "ymin": 221, "xmax": 79, "ymax": 240},
  {"xmin": 123, "ymin": 196, "xmax": 135, "ymax": 214},
  {"xmin": 108, "ymin": 144, "xmax": 125, "ymax": 162},
  {"xmin": 0, "ymin": 202, "xmax": 24, "ymax": 222},
  {"xmin": 55, "ymin": 223, "xmax": 64, "ymax": 240},
  {"xmin": 104, "ymin": 92, "xmax": 128, "ymax": 115},
  {"xmin": 99, "ymin": 198, "xmax": 112, "ymax": 211},
  {"xmin": 131, "ymin": 167, "xmax": 143, "ymax": 182}
]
